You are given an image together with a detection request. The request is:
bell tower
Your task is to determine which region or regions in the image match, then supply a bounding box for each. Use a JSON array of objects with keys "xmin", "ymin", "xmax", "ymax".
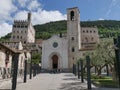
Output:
[{"xmin": 67, "ymin": 7, "xmax": 81, "ymax": 68}]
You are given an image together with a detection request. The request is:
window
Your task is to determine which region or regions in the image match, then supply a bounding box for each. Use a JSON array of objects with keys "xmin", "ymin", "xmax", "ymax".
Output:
[
  {"xmin": 70, "ymin": 11, "xmax": 74, "ymax": 20},
  {"xmin": 90, "ymin": 30, "xmax": 92, "ymax": 33},
  {"xmin": 91, "ymin": 37, "xmax": 94, "ymax": 41},
  {"xmin": 21, "ymin": 36, "xmax": 22, "ymax": 39},
  {"xmin": 86, "ymin": 30, "xmax": 88, "ymax": 33},
  {"xmin": 85, "ymin": 37, "xmax": 88, "ymax": 42},
  {"xmin": 13, "ymin": 25, "xmax": 16, "ymax": 28},
  {"xmin": 71, "ymin": 37, "xmax": 74, "ymax": 41},
  {"xmin": 17, "ymin": 36, "xmax": 19, "ymax": 39},
  {"xmin": 72, "ymin": 47, "xmax": 75, "ymax": 52},
  {"xmin": 94, "ymin": 30, "xmax": 96, "ymax": 33},
  {"xmin": 83, "ymin": 30, "xmax": 85, "ymax": 33}
]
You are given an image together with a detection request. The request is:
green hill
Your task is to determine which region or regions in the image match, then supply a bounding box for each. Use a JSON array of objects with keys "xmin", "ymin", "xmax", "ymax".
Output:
[{"xmin": 1, "ymin": 20, "xmax": 120, "ymax": 41}]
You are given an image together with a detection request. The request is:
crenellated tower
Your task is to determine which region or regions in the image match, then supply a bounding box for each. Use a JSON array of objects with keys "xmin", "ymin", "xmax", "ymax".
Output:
[{"xmin": 10, "ymin": 12, "xmax": 35, "ymax": 44}]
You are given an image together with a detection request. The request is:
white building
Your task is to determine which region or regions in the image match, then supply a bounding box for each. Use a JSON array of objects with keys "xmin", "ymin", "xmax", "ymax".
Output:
[{"xmin": 42, "ymin": 35, "xmax": 68, "ymax": 71}]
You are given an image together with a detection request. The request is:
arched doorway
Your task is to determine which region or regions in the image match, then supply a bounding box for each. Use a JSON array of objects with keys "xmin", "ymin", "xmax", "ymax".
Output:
[{"xmin": 52, "ymin": 55, "xmax": 58, "ymax": 69}]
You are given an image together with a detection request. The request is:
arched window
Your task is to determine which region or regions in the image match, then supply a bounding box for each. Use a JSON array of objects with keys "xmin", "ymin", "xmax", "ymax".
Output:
[
  {"xmin": 72, "ymin": 47, "xmax": 75, "ymax": 52},
  {"xmin": 70, "ymin": 11, "xmax": 74, "ymax": 20}
]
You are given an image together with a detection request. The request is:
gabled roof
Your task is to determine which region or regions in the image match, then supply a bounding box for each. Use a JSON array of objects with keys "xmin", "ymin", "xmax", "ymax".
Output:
[{"xmin": 0, "ymin": 43, "xmax": 23, "ymax": 54}]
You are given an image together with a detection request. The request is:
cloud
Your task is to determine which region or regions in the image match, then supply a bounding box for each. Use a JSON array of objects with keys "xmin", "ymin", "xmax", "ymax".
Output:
[
  {"xmin": 98, "ymin": 18, "xmax": 104, "ymax": 20},
  {"xmin": 0, "ymin": 0, "xmax": 17, "ymax": 22},
  {"xmin": 17, "ymin": 0, "xmax": 30, "ymax": 7},
  {"xmin": 106, "ymin": 0, "xmax": 118, "ymax": 17},
  {"xmin": 14, "ymin": 11, "xmax": 28, "ymax": 20},
  {"xmin": 28, "ymin": 0, "xmax": 41, "ymax": 11},
  {"xmin": 0, "ymin": 0, "xmax": 67, "ymax": 37},
  {"xmin": 14, "ymin": 9, "xmax": 66, "ymax": 25},
  {"xmin": 32, "ymin": 9, "xmax": 67, "ymax": 25},
  {"xmin": 0, "ymin": 23, "xmax": 12, "ymax": 38}
]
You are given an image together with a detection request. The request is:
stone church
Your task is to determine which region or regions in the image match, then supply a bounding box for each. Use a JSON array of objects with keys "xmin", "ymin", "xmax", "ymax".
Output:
[{"xmin": 42, "ymin": 7, "xmax": 99, "ymax": 71}]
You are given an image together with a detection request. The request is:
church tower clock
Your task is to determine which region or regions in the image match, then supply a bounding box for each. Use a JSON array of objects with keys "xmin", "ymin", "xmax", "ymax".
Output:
[{"xmin": 67, "ymin": 7, "xmax": 81, "ymax": 69}]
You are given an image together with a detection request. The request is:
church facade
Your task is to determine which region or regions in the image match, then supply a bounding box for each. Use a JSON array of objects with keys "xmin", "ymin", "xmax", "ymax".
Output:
[
  {"xmin": 41, "ymin": 7, "xmax": 99, "ymax": 71},
  {"xmin": 42, "ymin": 35, "xmax": 68, "ymax": 71}
]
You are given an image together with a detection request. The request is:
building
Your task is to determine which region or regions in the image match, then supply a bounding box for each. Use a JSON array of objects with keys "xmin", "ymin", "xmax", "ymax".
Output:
[
  {"xmin": 10, "ymin": 13, "xmax": 35, "ymax": 44},
  {"xmin": 0, "ymin": 41, "xmax": 31, "ymax": 79},
  {"xmin": 1, "ymin": 7, "xmax": 99, "ymax": 73},
  {"xmin": 42, "ymin": 35, "xmax": 68, "ymax": 71},
  {"xmin": 41, "ymin": 7, "xmax": 99, "ymax": 71}
]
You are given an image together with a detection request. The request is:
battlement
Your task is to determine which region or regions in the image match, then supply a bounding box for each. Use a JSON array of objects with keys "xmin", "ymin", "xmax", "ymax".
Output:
[{"xmin": 14, "ymin": 20, "xmax": 29, "ymax": 25}]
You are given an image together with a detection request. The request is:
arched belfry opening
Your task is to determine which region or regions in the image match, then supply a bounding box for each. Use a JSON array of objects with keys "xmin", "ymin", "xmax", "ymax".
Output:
[
  {"xmin": 70, "ymin": 11, "xmax": 74, "ymax": 20},
  {"xmin": 52, "ymin": 55, "xmax": 58, "ymax": 69}
]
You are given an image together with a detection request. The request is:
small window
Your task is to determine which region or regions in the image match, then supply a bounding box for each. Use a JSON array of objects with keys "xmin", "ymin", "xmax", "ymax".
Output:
[
  {"xmin": 17, "ymin": 36, "xmax": 19, "ymax": 39},
  {"xmin": 86, "ymin": 30, "xmax": 88, "ymax": 33},
  {"xmin": 71, "ymin": 37, "xmax": 74, "ymax": 41},
  {"xmin": 72, "ymin": 57, "xmax": 74, "ymax": 60},
  {"xmin": 83, "ymin": 30, "xmax": 85, "ymax": 33},
  {"xmin": 94, "ymin": 30, "xmax": 96, "ymax": 33},
  {"xmin": 90, "ymin": 30, "xmax": 92, "ymax": 33},
  {"xmin": 91, "ymin": 37, "xmax": 94, "ymax": 41},
  {"xmin": 72, "ymin": 47, "xmax": 75, "ymax": 52},
  {"xmin": 13, "ymin": 25, "xmax": 16, "ymax": 28},
  {"xmin": 13, "ymin": 36, "xmax": 15, "ymax": 39},
  {"xmin": 25, "ymin": 26, "xmax": 28, "ymax": 28},
  {"xmin": 21, "ymin": 36, "xmax": 22, "ymax": 39},
  {"xmin": 85, "ymin": 37, "xmax": 88, "ymax": 42}
]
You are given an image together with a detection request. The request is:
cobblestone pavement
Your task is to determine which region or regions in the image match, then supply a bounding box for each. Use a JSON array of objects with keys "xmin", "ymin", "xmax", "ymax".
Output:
[{"xmin": 0, "ymin": 73, "xmax": 119, "ymax": 90}]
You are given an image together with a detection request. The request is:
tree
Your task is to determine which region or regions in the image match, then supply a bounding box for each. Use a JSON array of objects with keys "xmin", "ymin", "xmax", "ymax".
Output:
[
  {"xmin": 31, "ymin": 53, "xmax": 41, "ymax": 64},
  {"xmin": 84, "ymin": 38, "xmax": 115, "ymax": 76}
]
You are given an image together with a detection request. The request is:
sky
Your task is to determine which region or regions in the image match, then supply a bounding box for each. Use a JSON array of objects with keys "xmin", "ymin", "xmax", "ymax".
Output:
[{"xmin": 0, "ymin": 0, "xmax": 120, "ymax": 37}]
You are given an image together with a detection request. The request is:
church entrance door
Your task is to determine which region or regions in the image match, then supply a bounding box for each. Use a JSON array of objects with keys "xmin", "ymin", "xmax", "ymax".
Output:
[{"xmin": 52, "ymin": 55, "xmax": 58, "ymax": 69}]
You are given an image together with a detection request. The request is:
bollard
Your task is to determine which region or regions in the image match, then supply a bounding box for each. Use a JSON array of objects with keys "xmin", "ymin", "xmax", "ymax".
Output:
[
  {"xmin": 74, "ymin": 64, "xmax": 77, "ymax": 76},
  {"xmin": 80, "ymin": 59, "xmax": 84, "ymax": 83},
  {"xmin": 12, "ymin": 53, "xmax": 19, "ymax": 90},
  {"xmin": 24, "ymin": 60, "xmax": 27, "ymax": 83},
  {"xmin": 73, "ymin": 64, "xmax": 74, "ymax": 74},
  {"xmin": 86, "ymin": 55, "xmax": 91, "ymax": 90},
  {"xmin": 78, "ymin": 62, "xmax": 80, "ymax": 79}
]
